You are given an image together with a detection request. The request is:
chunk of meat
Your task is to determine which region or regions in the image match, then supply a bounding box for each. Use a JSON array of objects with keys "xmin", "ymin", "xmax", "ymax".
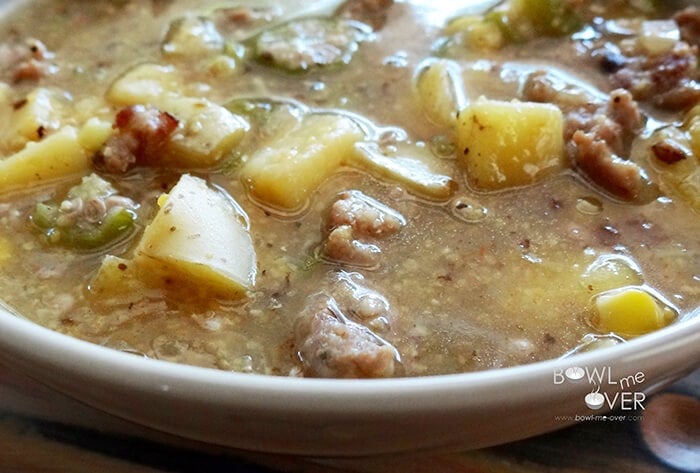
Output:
[
  {"xmin": 96, "ymin": 105, "xmax": 179, "ymax": 173},
  {"xmin": 569, "ymin": 89, "xmax": 642, "ymax": 156},
  {"xmin": 651, "ymin": 139, "xmax": 689, "ymax": 165},
  {"xmin": 330, "ymin": 270, "xmax": 394, "ymax": 330},
  {"xmin": 0, "ymin": 38, "xmax": 56, "ymax": 83},
  {"xmin": 611, "ymin": 42, "xmax": 700, "ymax": 110},
  {"xmin": 336, "ymin": 0, "xmax": 394, "ymax": 31},
  {"xmin": 323, "ymin": 190, "xmax": 404, "ymax": 267},
  {"xmin": 571, "ymin": 131, "xmax": 646, "ymax": 201},
  {"xmin": 607, "ymin": 89, "xmax": 643, "ymax": 137},
  {"xmin": 675, "ymin": 7, "xmax": 700, "ymax": 49},
  {"xmin": 304, "ymin": 270, "xmax": 396, "ymax": 335},
  {"xmin": 327, "ymin": 190, "xmax": 405, "ymax": 238},
  {"xmin": 325, "ymin": 224, "xmax": 381, "ymax": 268},
  {"xmin": 295, "ymin": 296, "xmax": 400, "ymax": 378},
  {"xmin": 255, "ymin": 18, "xmax": 366, "ymax": 71},
  {"xmin": 568, "ymin": 90, "xmax": 650, "ymax": 200},
  {"xmin": 523, "ymin": 73, "xmax": 642, "ymax": 144},
  {"xmin": 653, "ymin": 80, "xmax": 700, "ymax": 110},
  {"xmin": 523, "ymin": 71, "xmax": 649, "ymax": 200}
]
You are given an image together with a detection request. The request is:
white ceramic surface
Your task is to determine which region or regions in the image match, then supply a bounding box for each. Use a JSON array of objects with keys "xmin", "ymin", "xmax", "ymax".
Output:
[{"xmin": 0, "ymin": 303, "xmax": 698, "ymax": 456}]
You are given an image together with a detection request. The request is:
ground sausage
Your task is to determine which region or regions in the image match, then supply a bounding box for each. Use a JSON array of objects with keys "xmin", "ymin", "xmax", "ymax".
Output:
[
  {"xmin": 295, "ymin": 296, "xmax": 400, "ymax": 378},
  {"xmin": 323, "ymin": 190, "xmax": 404, "ymax": 267},
  {"xmin": 568, "ymin": 90, "xmax": 649, "ymax": 200},
  {"xmin": 523, "ymin": 71, "xmax": 648, "ymax": 200},
  {"xmin": 611, "ymin": 42, "xmax": 700, "ymax": 110},
  {"xmin": 97, "ymin": 105, "xmax": 179, "ymax": 173},
  {"xmin": 675, "ymin": 7, "xmax": 700, "ymax": 49},
  {"xmin": 571, "ymin": 130, "xmax": 645, "ymax": 201},
  {"xmin": 0, "ymin": 38, "xmax": 56, "ymax": 83},
  {"xmin": 327, "ymin": 190, "xmax": 405, "ymax": 238},
  {"xmin": 607, "ymin": 89, "xmax": 643, "ymax": 139},
  {"xmin": 325, "ymin": 224, "xmax": 381, "ymax": 268}
]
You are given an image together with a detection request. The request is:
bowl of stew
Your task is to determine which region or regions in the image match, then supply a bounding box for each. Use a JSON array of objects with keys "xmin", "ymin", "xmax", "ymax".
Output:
[{"xmin": 0, "ymin": 0, "xmax": 699, "ymax": 456}]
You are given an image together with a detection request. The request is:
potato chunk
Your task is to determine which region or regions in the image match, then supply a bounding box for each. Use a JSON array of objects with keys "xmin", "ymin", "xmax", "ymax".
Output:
[
  {"xmin": 414, "ymin": 59, "xmax": 465, "ymax": 127},
  {"xmin": 1, "ymin": 87, "xmax": 69, "ymax": 152},
  {"xmin": 135, "ymin": 174, "xmax": 256, "ymax": 298},
  {"xmin": 592, "ymin": 286, "xmax": 677, "ymax": 337},
  {"xmin": 90, "ymin": 256, "xmax": 143, "ymax": 298},
  {"xmin": 107, "ymin": 63, "xmax": 248, "ymax": 167},
  {"xmin": 10, "ymin": 88, "xmax": 65, "ymax": 137},
  {"xmin": 456, "ymin": 98, "xmax": 565, "ymax": 190},
  {"xmin": 0, "ymin": 126, "xmax": 89, "ymax": 194},
  {"xmin": 77, "ymin": 117, "xmax": 114, "ymax": 154},
  {"xmin": 107, "ymin": 64, "xmax": 182, "ymax": 105},
  {"xmin": 160, "ymin": 95, "xmax": 248, "ymax": 167},
  {"xmin": 352, "ymin": 142, "xmax": 456, "ymax": 201},
  {"xmin": 241, "ymin": 113, "xmax": 364, "ymax": 211}
]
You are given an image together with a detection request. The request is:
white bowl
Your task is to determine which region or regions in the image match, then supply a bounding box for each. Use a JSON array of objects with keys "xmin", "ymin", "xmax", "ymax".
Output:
[
  {"xmin": 0, "ymin": 0, "xmax": 698, "ymax": 456},
  {"xmin": 0, "ymin": 304, "xmax": 698, "ymax": 456}
]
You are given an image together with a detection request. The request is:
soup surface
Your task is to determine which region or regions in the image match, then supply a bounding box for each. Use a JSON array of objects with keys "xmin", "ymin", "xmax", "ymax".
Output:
[{"xmin": 0, "ymin": 0, "xmax": 698, "ymax": 377}]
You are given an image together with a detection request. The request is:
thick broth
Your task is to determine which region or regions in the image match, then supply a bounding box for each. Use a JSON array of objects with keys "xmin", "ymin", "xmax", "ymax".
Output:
[{"xmin": 0, "ymin": 0, "xmax": 698, "ymax": 377}]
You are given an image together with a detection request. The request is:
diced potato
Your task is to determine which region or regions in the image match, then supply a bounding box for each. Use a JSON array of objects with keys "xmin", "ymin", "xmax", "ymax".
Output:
[
  {"xmin": 456, "ymin": 98, "xmax": 565, "ymax": 190},
  {"xmin": 135, "ymin": 174, "xmax": 256, "ymax": 298},
  {"xmin": 73, "ymin": 96, "xmax": 113, "ymax": 125},
  {"xmin": 78, "ymin": 117, "xmax": 114, "ymax": 153},
  {"xmin": 90, "ymin": 255, "xmax": 142, "ymax": 297},
  {"xmin": 0, "ymin": 127, "xmax": 89, "ymax": 194},
  {"xmin": 639, "ymin": 20, "xmax": 680, "ymax": 56},
  {"xmin": 592, "ymin": 286, "xmax": 677, "ymax": 336},
  {"xmin": 107, "ymin": 63, "xmax": 248, "ymax": 167},
  {"xmin": 580, "ymin": 254, "xmax": 644, "ymax": 293},
  {"xmin": 2, "ymin": 87, "xmax": 69, "ymax": 151},
  {"xmin": 241, "ymin": 113, "xmax": 364, "ymax": 210},
  {"xmin": 414, "ymin": 59, "xmax": 465, "ymax": 127},
  {"xmin": 106, "ymin": 63, "xmax": 181, "ymax": 106},
  {"xmin": 159, "ymin": 95, "xmax": 249, "ymax": 167},
  {"xmin": 352, "ymin": 142, "xmax": 456, "ymax": 201}
]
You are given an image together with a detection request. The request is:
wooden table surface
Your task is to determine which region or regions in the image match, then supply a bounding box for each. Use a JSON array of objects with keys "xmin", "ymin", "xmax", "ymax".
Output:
[{"xmin": 0, "ymin": 362, "xmax": 697, "ymax": 473}]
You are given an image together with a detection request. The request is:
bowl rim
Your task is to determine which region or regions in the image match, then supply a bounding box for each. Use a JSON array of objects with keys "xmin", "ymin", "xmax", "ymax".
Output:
[{"xmin": 1, "ymin": 298, "xmax": 700, "ymax": 455}]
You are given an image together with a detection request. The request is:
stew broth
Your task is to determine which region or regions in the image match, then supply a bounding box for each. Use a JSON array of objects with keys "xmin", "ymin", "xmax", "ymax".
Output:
[{"xmin": 0, "ymin": 0, "xmax": 698, "ymax": 377}]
